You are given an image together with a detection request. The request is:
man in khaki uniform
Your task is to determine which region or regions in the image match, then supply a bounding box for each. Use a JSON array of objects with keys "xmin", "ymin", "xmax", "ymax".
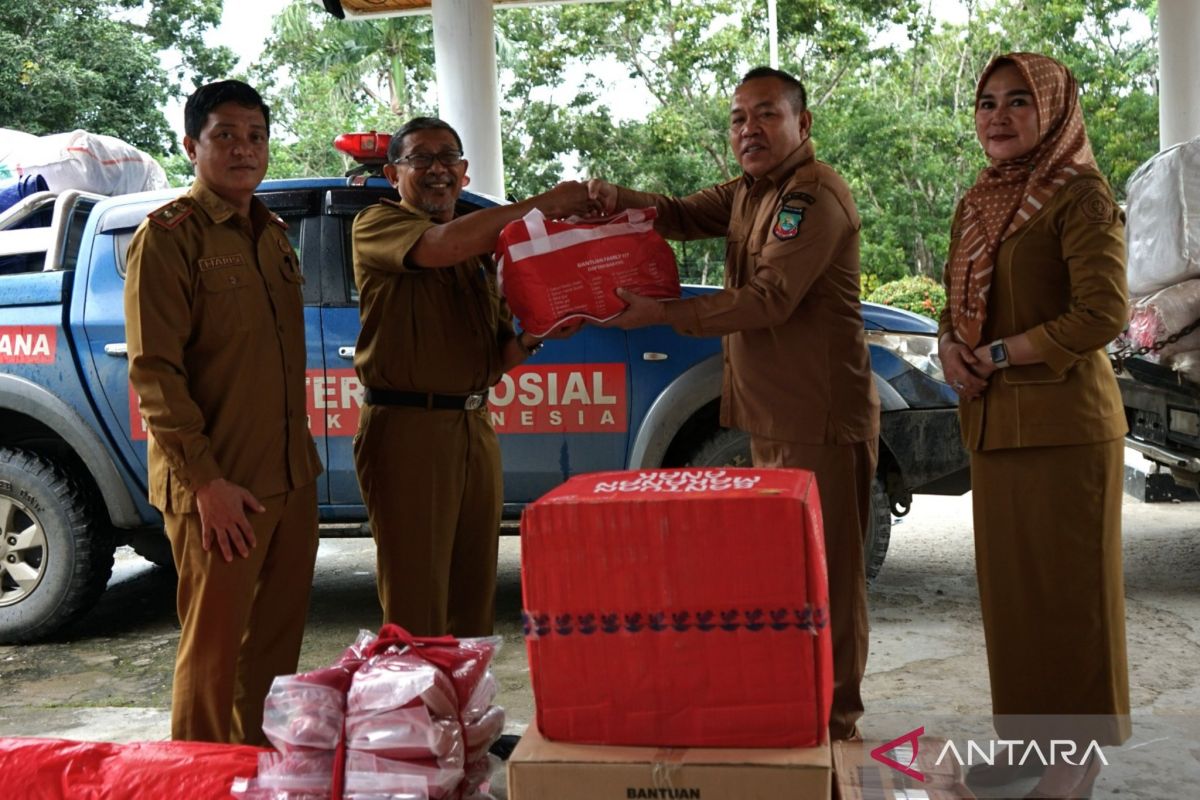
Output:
[
  {"xmin": 589, "ymin": 67, "xmax": 880, "ymax": 740},
  {"xmin": 125, "ymin": 80, "xmax": 322, "ymax": 745},
  {"xmin": 353, "ymin": 117, "xmax": 593, "ymax": 638}
]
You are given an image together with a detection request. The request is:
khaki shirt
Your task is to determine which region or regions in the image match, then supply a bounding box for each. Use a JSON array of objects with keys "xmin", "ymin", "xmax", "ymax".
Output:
[
  {"xmin": 125, "ymin": 180, "xmax": 322, "ymax": 513},
  {"xmin": 620, "ymin": 140, "xmax": 880, "ymax": 445},
  {"xmin": 352, "ymin": 199, "xmax": 515, "ymax": 393},
  {"xmin": 939, "ymin": 172, "xmax": 1129, "ymax": 450}
]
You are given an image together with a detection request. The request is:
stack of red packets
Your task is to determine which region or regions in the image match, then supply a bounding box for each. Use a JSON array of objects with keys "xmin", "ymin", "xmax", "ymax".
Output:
[{"xmin": 232, "ymin": 626, "xmax": 504, "ymax": 800}]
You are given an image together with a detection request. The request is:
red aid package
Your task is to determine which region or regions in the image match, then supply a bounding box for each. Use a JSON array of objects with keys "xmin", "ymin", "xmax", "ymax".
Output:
[
  {"xmin": 0, "ymin": 737, "xmax": 267, "ymax": 800},
  {"xmin": 495, "ymin": 207, "xmax": 681, "ymax": 336},
  {"xmin": 521, "ymin": 468, "xmax": 833, "ymax": 749}
]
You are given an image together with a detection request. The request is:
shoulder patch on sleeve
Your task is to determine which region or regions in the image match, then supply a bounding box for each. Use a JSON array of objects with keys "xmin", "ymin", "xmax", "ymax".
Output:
[
  {"xmin": 148, "ymin": 200, "xmax": 194, "ymax": 230},
  {"xmin": 1067, "ymin": 178, "xmax": 1116, "ymax": 224},
  {"xmin": 772, "ymin": 204, "xmax": 806, "ymax": 241}
]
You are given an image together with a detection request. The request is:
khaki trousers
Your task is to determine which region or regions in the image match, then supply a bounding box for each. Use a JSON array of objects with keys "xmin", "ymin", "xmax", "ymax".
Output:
[
  {"xmin": 972, "ymin": 438, "xmax": 1131, "ymax": 745},
  {"xmin": 354, "ymin": 405, "xmax": 501, "ymax": 637},
  {"xmin": 164, "ymin": 481, "xmax": 319, "ymax": 745},
  {"xmin": 752, "ymin": 436, "xmax": 877, "ymax": 741}
]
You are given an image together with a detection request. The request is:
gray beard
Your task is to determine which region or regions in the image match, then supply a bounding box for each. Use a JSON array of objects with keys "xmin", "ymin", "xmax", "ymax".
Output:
[{"xmin": 416, "ymin": 197, "xmax": 454, "ymax": 217}]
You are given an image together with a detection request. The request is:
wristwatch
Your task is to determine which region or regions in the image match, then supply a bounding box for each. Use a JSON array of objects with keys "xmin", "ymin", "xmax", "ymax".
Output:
[{"xmin": 988, "ymin": 339, "xmax": 1010, "ymax": 369}]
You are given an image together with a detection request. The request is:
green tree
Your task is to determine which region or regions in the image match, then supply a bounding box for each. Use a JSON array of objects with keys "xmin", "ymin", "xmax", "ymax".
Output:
[
  {"xmin": 964, "ymin": 0, "xmax": 1159, "ymax": 194},
  {"xmin": 1, "ymin": 0, "xmax": 234, "ymax": 154},
  {"xmin": 254, "ymin": 0, "xmax": 435, "ymax": 178},
  {"xmin": 495, "ymin": 0, "xmax": 759, "ymax": 282},
  {"xmin": 256, "ymin": 0, "xmax": 1159, "ymax": 286},
  {"xmin": 815, "ymin": 0, "xmax": 1159, "ymax": 281}
]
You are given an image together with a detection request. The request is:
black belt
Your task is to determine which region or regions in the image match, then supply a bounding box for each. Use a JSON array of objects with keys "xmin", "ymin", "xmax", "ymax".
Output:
[{"xmin": 364, "ymin": 387, "xmax": 488, "ymax": 411}]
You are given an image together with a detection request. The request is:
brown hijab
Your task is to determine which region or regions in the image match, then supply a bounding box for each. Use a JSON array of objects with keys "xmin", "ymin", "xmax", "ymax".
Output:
[{"xmin": 947, "ymin": 52, "xmax": 1099, "ymax": 347}]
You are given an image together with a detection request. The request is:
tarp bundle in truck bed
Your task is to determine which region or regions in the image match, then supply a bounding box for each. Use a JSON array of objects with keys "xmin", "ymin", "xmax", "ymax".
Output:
[
  {"xmin": 0, "ymin": 128, "xmax": 169, "ymax": 198},
  {"xmin": 1124, "ymin": 135, "xmax": 1200, "ymax": 384}
]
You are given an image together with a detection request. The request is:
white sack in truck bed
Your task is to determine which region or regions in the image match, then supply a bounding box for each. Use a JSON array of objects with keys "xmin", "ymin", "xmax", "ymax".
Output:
[
  {"xmin": 1125, "ymin": 134, "xmax": 1200, "ymax": 297},
  {"xmin": 0, "ymin": 128, "xmax": 169, "ymax": 195}
]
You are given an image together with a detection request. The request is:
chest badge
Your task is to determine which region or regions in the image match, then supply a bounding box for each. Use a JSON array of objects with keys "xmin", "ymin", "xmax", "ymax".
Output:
[{"xmin": 773, "ymin": 205, "xmax": 805, "ymax": 241}]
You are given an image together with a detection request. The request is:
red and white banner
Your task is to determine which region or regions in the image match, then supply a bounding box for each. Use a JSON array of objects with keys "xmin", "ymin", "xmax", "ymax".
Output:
[
  {"xmin": 0, "ymin": 326, "xmax": 56, "ymax": 363},
  {"xmin": 130, "ymin": 363, "xmax": 628, "ymax": 440},
  {"xmin": 489, "ymin": 363, "xmax": 627, "ymax": 433}
]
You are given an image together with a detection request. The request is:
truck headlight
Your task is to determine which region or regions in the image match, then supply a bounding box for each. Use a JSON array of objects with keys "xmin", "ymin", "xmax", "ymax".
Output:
[{"xmin": 867, "ymin": 331, "xmax": 946, "ymax": 383}]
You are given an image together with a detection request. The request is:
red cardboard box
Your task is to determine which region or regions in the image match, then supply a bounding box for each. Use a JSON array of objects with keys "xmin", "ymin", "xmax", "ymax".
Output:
[
  {"xmin": 520, "ymin": 468, "xmax": 832, "ymax": 749},
  {"xmin": 495, "ymin": 207, "xmax": 680, "ymax": 336}
]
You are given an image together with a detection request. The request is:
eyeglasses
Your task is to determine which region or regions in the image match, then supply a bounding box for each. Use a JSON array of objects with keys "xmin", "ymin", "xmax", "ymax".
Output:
[{"xmin": 393, "ymin": 150, "xmax": 464, "ymax": 169}]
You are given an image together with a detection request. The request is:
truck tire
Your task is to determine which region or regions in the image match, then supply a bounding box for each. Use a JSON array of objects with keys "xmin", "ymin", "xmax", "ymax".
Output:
[
  {"xmin": 864, "ymin": 477, "xmax": 892, "ymax": 584},
  {"xmin": 0, "ymin": 447, "xmax": 115, "ymax": 643},
  {"xmin": 685, "ymin": 428, "xmax": 893, "ymax": 583}
]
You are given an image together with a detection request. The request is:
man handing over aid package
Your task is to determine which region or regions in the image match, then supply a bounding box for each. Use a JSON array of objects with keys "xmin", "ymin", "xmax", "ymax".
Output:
[
  {"xmin": 352, "ymin": 117, "xmax": 597, "ymax": 640},
  {"xmin": 586, "ymin": 66, "xmax": 881, "ymax": 741}
]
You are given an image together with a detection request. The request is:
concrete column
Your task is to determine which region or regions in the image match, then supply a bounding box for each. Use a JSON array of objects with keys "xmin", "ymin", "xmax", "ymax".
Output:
[
  {"xmin": 1158, "ymin": 0, "xmax": 1200, "ymax": 149},
  {"xmin": 430, "ymin": 0, "xmax": 505, "ymax": 198}
]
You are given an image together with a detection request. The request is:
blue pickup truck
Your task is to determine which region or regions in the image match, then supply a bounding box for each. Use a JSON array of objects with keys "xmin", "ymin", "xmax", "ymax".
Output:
[{"xmin": 0, "ymin": 177, "xmax": 969, "ymax": 643}]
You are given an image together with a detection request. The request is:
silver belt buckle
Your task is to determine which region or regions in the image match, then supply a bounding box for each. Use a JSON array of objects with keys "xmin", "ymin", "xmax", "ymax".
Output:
[{"xmin": 464, "ymin": 392, "xmax": 485, "ymax": 411}]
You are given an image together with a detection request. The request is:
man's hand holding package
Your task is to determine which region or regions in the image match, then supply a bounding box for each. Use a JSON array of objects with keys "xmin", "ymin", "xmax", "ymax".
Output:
[
  {"xmin": 538, "ymin": 181, "xmax": 606, "ymax": 219},
  {"xmin": 586, "ymin": 179, "xmax": 619, "ymax": 216},
  {"xmin": 601, "ymin": 287, "xmax": 668, "ymax": 329},
  {"xmin": 195, "ymin": 478, "xmax": 264, "ymax": 562}
]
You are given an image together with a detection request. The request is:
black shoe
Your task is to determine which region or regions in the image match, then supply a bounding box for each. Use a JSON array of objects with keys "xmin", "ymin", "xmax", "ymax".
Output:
[{"xmin": 488, "ymin": 733, "xmax": 521, "ymax": 761}]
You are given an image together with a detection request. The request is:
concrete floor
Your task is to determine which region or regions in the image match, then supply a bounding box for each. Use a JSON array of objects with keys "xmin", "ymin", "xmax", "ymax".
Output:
[{"xmin": 0, "ymin": 490, "xmax": 1196, "ymax": 798}]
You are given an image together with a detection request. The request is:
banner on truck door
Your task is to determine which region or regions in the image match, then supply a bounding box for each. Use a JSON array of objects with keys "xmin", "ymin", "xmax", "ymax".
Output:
[
  {"xmin": 487, "ymin": 363, "xmax": 627, "ymax": 433},
  {"xmin": 0, "ymin": 326, "xmax": 55, "ymax": 363},
  {"xmin": 130, "ymin": 363, "xmax": 628, "ymax": 440}
]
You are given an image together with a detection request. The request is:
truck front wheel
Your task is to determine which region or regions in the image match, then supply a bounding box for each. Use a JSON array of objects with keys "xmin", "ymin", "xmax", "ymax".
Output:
[
  {"xmin": 685, "ymin": 428, "xmax": 892, "ymax": 583},
  {"xmin": 0, "ymin": 448, "xmax": 115, "ymax": 643}
]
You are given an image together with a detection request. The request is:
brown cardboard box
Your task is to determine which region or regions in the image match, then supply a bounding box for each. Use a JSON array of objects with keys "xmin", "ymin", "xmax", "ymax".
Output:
[
  {"xmin": 832, "ymin": 740, "xmax": 976, "ymax": 800},
  {"xmin": 508, "ymin": 724, "xmax": 831, "ymax": 800}
]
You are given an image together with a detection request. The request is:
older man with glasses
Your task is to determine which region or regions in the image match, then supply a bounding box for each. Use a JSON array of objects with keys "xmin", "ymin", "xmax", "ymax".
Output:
[{"xmin": 351, "ymin": 117, "xmax": 595, "ymax": 637}]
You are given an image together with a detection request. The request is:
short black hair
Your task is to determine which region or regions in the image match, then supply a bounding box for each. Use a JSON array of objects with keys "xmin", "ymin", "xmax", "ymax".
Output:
[
  {"xmin": 388, "ymin": 117, "xmax": 464, "ymax": 162},
  {"xmin": 739, "ymin": 67, "xmax": 807, "ymax": 114},
  {"xmin": 184, "ymin": 80, "xmax": 270, "ymax": 140}
]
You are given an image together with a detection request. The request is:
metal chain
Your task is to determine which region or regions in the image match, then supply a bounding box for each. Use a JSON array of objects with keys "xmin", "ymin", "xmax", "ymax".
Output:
[{"xmin": 1111, "ymin": 315, "xmax": 1200, "ymax": 374}]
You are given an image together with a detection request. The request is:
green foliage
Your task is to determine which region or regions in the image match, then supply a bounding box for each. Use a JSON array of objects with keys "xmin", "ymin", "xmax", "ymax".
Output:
[
  {"xmin": 248, "ymin": 0, "xmax": 1161, "ymax": 282},
  {"xmin": 252, "ymin": 0, "xmax": 435, "ymax": 178},
  {"xmin": 1, "ymin": 0, "xmax": 233, "ymax": 155},
  {"xmin": 866, "ymin": 275, "xmax": 947, "ymax": 320},
  {"xmin": 154, "ymin": 151, "xmax": 195, "ymax": 187}
]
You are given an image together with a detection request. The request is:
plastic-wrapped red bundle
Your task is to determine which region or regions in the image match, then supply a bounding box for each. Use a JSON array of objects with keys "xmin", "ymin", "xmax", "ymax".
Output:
[
  {"xmin": 236, "ymin": 625, "xmax": 505, "ymax": 800},
  {"xmin": 0, "ymin": 737, "xmax": 267, "ymax": 800},
  {"xmin": 495, "ymin": 208, "xmax": 680, "ymax": 336},
  {"xmin": 262, "ymin": 631, "xmax": 376, "ymax": 755}
]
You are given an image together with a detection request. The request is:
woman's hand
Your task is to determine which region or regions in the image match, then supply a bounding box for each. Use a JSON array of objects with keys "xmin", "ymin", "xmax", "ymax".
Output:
[
  {"xmin": 939, "ymin": 334, "xmax": 989, "ymax": 400},
  {"xmin": 970, "ymin": 344, "xmax": 1000, "ymax": 380}
]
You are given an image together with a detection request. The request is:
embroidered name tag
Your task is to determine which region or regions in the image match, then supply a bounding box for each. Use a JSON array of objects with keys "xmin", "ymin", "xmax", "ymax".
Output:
[{"xmin": 197, "ymin": 254, "xmax": 246, "ymax": 272}]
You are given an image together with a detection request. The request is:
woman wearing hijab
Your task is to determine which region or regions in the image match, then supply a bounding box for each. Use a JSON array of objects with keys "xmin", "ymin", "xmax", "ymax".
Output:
[{"xmin": 937, "ymin": 52, "xmax": 1130, "ymax": 798}]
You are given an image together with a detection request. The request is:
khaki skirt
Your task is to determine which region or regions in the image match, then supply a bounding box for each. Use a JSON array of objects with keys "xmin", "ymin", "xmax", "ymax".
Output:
[{"xmin": 971, "ymin": 437, "xmax": 1130, "ymax": 745}]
